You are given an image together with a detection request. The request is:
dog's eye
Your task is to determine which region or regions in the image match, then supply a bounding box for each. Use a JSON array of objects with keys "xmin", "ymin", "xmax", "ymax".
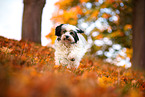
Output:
[
  {"xmin": 70, "ymin": 32, "xmax": 74, "ymax": 35},
  {"xmin": 63, "ymin": 30, "xmax": 66, "ymax": 33}
]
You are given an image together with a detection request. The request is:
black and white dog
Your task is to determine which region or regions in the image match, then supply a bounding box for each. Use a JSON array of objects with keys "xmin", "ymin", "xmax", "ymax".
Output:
[{"xmin": 54, "ymin": 24, "xmax": 89, "ymax": 68}]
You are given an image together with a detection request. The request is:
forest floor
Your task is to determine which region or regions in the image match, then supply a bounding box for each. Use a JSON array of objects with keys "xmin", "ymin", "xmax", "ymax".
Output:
[{"xmin": 0, "ymin": 36, "xmax": 145, "ymax": 97}]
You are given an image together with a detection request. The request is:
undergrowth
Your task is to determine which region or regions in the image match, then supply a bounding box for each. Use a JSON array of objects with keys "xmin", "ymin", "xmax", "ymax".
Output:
[{"xmin": 0, "ymin": 36, "xmax": 145, "ymax": 97}]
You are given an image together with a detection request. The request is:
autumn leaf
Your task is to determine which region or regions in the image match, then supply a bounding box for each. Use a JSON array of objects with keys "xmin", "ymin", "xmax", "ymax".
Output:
[
  {"xmin": 45, "ymin": 27, "xmax": 57, "ymax": 44},
  {"xmin": 125, "ymin": 48, "xmax": 133, "ymax": 59},
  {"xmin": 124, "ymin": 24, "xmax": 132, "ymax": 31},
  {"xmin": 102, "ymin": 13, "xmax": 111, "ymax": 19},
  {"xmin": 0, "ymin": 47, "xmax": 13, "ymax": 53},
  {"xmin": 106, "ymin": 0, "xmax": 115, "ymax": 4}
]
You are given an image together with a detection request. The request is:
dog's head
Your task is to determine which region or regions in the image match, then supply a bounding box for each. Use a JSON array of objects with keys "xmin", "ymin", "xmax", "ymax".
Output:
[{"xmin": 55, "ymin": 24, "xmax": 84, "ymax": 44}]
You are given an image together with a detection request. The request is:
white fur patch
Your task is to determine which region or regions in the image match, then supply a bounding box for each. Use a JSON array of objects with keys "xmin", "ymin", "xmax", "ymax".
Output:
[
  {"xmin": 54, "ymin": 24, "xmax": 90, "ymax": 68},
  {"xmin": 62, "ymin": 24, "xmax": 79, "ymax": 32}
]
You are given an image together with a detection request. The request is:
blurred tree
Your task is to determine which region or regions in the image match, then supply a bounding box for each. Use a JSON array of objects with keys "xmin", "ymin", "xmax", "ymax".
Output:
[
  {"xmin": 132, "ymin": 0, "xmax": 145, "ymax": 70},
  {"xmin": 22, "ymin": 0, "xmax": 46, "ymax": 44},
  {"xmin": 48, "ymin": 0, "xmax": 133, "ymax": 63}
]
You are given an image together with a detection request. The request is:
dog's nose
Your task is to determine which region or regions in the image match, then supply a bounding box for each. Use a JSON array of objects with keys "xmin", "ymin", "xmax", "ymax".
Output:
[{"xmin": 65, "ymin": 35, "xmax": 69, "ymax": 39}]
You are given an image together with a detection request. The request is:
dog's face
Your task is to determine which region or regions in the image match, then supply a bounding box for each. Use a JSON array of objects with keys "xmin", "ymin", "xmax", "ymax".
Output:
[{"xmin": 55, "ymin": 24, "xmax": 84, "ymax": 44}]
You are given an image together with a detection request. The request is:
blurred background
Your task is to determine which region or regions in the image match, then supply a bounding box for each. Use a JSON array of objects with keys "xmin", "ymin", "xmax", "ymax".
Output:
[
  {"xmin": 47, "ymin": 0, "xmax": 133, "ymax": 68},
  {"xmin": 0, "ymin": 0, "xmax": 134, "ymax": 68},
  {"xmin": 0, "ymin": 0, "xmax": 57, "ymax": 46}
]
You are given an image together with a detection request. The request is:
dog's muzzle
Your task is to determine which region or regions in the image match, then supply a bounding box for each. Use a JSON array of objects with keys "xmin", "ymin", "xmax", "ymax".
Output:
[
  {"xmin": 65, "ymin": 35, "xmax": 69, "ymax": 39},
  {"xmin": 63, "ymin": 35, "xmax": 70, "ymax": 41}
]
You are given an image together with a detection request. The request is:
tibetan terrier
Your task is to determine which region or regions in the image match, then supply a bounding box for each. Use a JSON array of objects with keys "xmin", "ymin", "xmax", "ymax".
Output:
[{"xmin": 54, "ymin": 24, "xmax": 89, "ymax": 68}]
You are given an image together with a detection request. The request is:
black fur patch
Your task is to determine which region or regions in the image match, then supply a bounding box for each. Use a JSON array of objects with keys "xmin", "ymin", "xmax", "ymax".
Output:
[
  {"xmin": 74, "ymin": 31, "xmax": 79, "ymax": 43},
  {"xmin": 77, "ymin": 29, "xmax": 84, "ymax": 33},
  {"xmin": 57, "ymin": 38, "xmax": 61, "ymax": 41},
  {"xmin": 70, "ymin": 58, "xmax": 75, "ymax": 61},
  {"xmin": 73, "ymin": 29, "xmax": 84, "ymax": 43},
  {"xmin": 55, "ymin": 24, "xmax": 64, "ymax": 36}
]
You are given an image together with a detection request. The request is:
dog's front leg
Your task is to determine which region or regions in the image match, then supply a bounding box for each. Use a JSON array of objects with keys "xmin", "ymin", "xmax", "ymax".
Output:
[
  {"xmin": 68, "ymin": 53, "xmax": 80, "ymax": 68},
  {"xmin": 68, "ymin": 53, "xmax": 76, "ymax": 62}
]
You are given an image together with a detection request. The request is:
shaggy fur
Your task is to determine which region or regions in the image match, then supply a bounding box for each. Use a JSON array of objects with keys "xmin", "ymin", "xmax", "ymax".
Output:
[{"xmin": 54, "ymin": 24, "xmax": 89, "ymax": 68}]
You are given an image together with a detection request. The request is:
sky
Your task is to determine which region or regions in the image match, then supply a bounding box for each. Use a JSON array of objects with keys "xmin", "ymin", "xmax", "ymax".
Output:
[{"xmin": 0, "ymin": 0, "xmax": 57, "ymax": 46}]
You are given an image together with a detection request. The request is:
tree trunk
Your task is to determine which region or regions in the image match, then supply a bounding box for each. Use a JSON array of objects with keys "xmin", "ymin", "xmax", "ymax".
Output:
[
  {"xmin": 22, "ymin": 0, "xmax": 46, "ymax": 44},
  {"xmin": 132, "ymin": 0, "xmax": 145, "ymax": 70}
]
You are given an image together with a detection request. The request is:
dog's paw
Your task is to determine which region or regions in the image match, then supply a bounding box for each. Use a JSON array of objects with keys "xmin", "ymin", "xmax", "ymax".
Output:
[
  {"xmin": 68, "ymin": 54, "xmax": 76, "ymax": 61},
  {"xmin": 70, "ymin": 58, "xmax": 75, "ymax": 61}
]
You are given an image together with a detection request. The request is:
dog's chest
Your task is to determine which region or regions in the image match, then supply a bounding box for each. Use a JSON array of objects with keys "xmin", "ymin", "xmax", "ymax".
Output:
[
  {"xmin": 61, "ymin": 45, "xmax": 73, "ymax": 55},
  {"xmin": 56, "ymin": 42, "xmax": 76, "ymax": 56}
]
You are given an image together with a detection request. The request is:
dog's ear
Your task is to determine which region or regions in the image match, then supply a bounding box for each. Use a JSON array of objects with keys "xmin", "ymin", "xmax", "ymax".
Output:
[
  {"xmin": 55, "ymin": 24, "xmax": 64, "ymax": 36},
  {"xmin": 77, "ymin": 29, "xmax": 84, "ymax": 33},
  {"xmin": 74, "ymin": 32, "xmax": 79, "ymax": 43}
]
